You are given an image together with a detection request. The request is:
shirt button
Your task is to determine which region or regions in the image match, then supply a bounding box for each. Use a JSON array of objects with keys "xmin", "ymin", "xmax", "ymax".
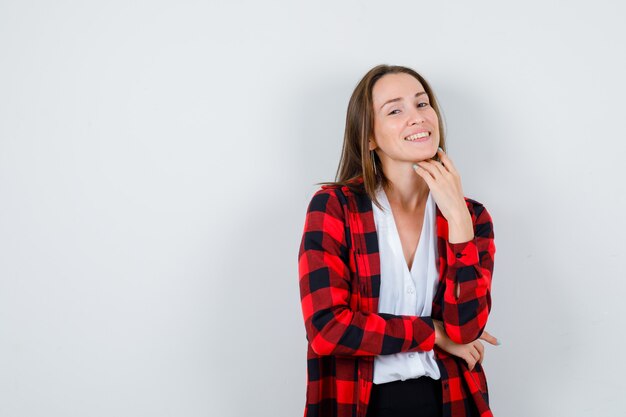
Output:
[
  {"xmin": 407, "ymin": 287, "xmax": 415, "ymax": 294},
  {"xmin": 456, "ymin": 253, "xmax": 463, "ymax": 258},
  {"xmin": 408, "ymin": 353, "xmax": 415, "ymax": 358}
]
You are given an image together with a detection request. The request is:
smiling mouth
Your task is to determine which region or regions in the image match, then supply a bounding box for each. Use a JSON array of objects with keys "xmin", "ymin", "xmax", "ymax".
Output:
[{"xmin": 404, "ymin": 132, "xmax": 430, "ymax": 141}]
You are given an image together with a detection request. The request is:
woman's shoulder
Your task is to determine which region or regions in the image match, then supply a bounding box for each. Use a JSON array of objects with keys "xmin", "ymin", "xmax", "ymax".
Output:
[
  {"xmin": 304, "ymin": 177, "xmax": 367, "ymax": 219},
  {"xmin": 304, "ymin": 184, "xmax": 347, "ymax": 216},
  {"xmin": 310, "ymin": 177, "xmax": 365, "ymax": 199}
]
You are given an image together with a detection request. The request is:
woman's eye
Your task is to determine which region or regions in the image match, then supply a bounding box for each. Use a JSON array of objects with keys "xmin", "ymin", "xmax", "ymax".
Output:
[{"xmin": 388, "ymin": 102, "xmax": 429, "ymax": 115}]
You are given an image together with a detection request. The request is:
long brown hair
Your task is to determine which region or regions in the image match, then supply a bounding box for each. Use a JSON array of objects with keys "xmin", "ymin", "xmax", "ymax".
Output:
[{"xmin": 318, "ymin": 64, "xmax": 447, "ymax": 210}]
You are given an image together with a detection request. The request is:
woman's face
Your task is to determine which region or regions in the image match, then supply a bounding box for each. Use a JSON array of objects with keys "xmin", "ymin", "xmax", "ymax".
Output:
[{"xmin": 369, "ymin": 72, "xmax": 440, "ymax": 169}]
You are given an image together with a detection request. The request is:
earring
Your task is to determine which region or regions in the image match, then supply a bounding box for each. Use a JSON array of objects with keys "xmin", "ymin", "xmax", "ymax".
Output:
[{"xmin": 370, "ymin": 150, "xmax": 377, "ymax": 175}]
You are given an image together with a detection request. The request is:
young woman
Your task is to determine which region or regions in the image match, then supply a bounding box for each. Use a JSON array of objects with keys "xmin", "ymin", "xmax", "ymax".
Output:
[{"xmin": 298, "ymin": 64, "xmax": 498, "ymax": 417}]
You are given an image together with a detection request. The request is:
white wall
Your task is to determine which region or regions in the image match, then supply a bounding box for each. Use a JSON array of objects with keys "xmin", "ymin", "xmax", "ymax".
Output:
[{"xmin": 1, "ymin": 1, "xmax": 624, "ymax": 416}]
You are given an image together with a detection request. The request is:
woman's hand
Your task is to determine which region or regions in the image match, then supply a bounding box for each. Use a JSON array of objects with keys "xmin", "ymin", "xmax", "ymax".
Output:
[
  {"xmin": 413, "ymin": 148, "xmax": 473, "ymax": 243},
  {"xmin": 433, "ymin": 319, "xmax": 499, "ymax": 370}
]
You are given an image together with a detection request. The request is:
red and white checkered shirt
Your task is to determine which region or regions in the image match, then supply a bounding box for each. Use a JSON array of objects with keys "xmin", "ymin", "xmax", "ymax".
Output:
[{"xmin": 298, "ymin": 176, "xmax": 496, "ymax": 417}]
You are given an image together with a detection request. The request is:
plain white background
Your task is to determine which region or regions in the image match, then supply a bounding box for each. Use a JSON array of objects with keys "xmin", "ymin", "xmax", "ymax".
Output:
[{"xmin": 1, "ymin": 1, "xmax": 624, "ymax": 416}]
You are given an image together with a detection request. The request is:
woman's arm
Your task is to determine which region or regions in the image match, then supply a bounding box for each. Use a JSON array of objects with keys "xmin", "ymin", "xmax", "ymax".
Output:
[
  {"xmin": 299, "ymin": 188, "xmax": 435, "ymax": 357},
  {"xmin": 441, "ymin": 202, "xmax": 496, "ymax": 344},
  {"xmin": 412, "ymin": 148, "xmax": 496, "ymax": 346},
  {"xmin": 433, "ymin": 319, "xmax": 498, "ymax": 371}
]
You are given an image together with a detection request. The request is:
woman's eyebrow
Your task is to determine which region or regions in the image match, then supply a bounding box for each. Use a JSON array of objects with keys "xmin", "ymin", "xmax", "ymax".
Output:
[{"xmin": 379, "ymin": 91, "xmax": 427, "ymax": 111}]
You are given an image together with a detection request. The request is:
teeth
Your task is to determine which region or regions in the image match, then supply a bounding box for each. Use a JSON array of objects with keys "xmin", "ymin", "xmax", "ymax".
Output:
[{"xmin": 404, "ymin": 132, "xmax": 429, "ymax": 141}]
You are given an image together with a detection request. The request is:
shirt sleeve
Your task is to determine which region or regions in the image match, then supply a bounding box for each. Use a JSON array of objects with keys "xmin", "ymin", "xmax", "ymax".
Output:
[
  {"xmin": 298, "ymin": 188, "xmax": 435, "ymax": 357},
  {"xmin": 442, "ymin": 202, "xmax": 496, "ymax": 344}
]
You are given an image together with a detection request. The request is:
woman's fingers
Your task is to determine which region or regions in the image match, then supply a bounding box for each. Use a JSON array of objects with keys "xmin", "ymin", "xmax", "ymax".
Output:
[
  {"xmin": 465, "ymin": 352, "xmax": 477, "ymax": 371},
  {"xmin": 464, "ymin": 341, "xmax": 486, "ymax": 370},
  {"xmin": 474, "ymin": 340, "xmax": 485, "ymax": 364},
  {"xmin": 413, "ymin": 162, "xmax": 436, "ymax": 184},
  {"xmin": 470, "ymin": 344, "xmax": 481, "ymax": 363},
  {"xmin": 434, "ymin": 322, "xmax": 493, "ymax": 371},
  {"xmin": 437, "ymin": 147, "xmax": 459, "ymax": 176},
  {"xmin": 413, "ymin": 162, "xmax": 432, "ymax": 180},
  {"xmin": 479, "ymin": 330, "xmax": 499, "ymax": 346},
  {"xmin": 414, "ymin": 159, "xmax": 445, "ymax": 179}
]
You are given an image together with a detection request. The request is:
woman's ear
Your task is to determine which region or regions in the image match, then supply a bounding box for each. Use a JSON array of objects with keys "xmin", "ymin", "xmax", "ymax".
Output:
[{"xmin": 368, "ymin": 138, "xmax": 376, "ymax": 151}]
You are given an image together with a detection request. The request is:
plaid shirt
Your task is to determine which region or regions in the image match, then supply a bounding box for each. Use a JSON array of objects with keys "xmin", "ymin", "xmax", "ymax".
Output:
[{"xmin": 298, "ymin": 176, "xmax": 496, "ymax": 417}]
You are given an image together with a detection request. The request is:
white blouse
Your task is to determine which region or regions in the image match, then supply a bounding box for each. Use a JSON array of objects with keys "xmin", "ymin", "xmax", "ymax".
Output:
[{"xmin": 372, "ymin": 185, "xmax": 441, "ymax": 384}]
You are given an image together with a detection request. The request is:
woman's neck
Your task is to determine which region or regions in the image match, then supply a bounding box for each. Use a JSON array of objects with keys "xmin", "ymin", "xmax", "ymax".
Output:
[{"xmin": 382, "ymin": 163, "xmax": 430, "ymax": 211}]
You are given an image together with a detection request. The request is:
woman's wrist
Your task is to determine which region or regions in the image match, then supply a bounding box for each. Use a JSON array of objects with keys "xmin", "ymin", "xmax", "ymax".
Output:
[
  {"xmin": 433, "ymin": 319, "xmax": 444, "ymax": 347},
  {"xmin": 447, "ymin": 211, "xmax": 474, "ymax": 244}
]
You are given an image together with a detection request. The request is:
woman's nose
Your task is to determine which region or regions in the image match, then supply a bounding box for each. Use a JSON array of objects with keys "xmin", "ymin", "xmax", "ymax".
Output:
[{"xmin": 407, "ymin": 107, "xmax": 426, "ymax": 125}]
